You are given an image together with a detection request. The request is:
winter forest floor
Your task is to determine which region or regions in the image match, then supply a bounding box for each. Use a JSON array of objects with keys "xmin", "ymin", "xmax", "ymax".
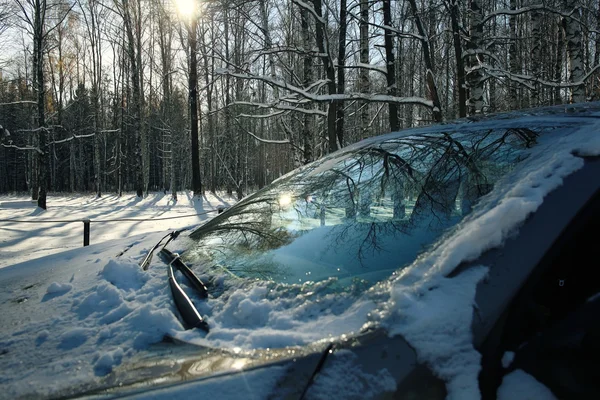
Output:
[{"xmin": 0, "ymin": 191, "xmax": 237, "ymax": 269}]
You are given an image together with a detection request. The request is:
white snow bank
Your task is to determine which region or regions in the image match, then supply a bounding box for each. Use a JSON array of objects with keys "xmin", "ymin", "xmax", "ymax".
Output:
[
  {"xmin": 100, "ymin": 259, "xmax": 149, "ymax": 290},
  {"xmin": 497, "ymin": 370, "xmax": 557, "ymax": 400},
  {"xmin": 94, "ymin": 347, "xmax": 124, "ymax": 375},
  {"xmin": 501, "ymin": 351, "xmax": 515, "ymax": 369}
]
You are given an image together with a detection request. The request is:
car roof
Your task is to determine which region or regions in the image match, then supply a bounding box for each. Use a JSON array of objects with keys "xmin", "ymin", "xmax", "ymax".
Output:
[{"xmin": 355, "ymin": 102, "xmax": 600, "ymax": 147}]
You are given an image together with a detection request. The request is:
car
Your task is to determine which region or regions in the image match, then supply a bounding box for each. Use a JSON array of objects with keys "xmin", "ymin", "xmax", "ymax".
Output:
[{"xmin": 2, "ymin": 102, "xmax": 600, "ymax": 399}]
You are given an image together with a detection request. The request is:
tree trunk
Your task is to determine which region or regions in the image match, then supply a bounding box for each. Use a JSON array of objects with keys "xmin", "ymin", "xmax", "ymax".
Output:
[
  {"xmin": 447, "ymin": 0, "xmax": 467, "ymax": 118},
  {"xmin": 508, "ymin": 0, "xmax": 519, "ymax": 110},
  {"xmin": 467, "ymin": 0, "xmax": 484, "ymax": 114},
  {"xmin": 189, "ymin": 18, "xmax": 202, "ymax": 196},
  {"xmin": 564, "ymin": 0, "xmax": 586, "ymax": 103},
  {"xmin": 302, "ymin": 9, "xmax": 314, "ymax": 163},
  {"xmin": 312, "ymin": 0, "xmax": 337, "ymax": 152},
  {"xmin": 382, "ymin": 0, "xmax": 399, "ymax": 131},
  {"xmin": 554, "ymin": 16, "xmax": 564, "ymax": 105},
  {"xmin": 34, "ymin": 0, "xmax": 47, "ymax": 209},
  {"xmin": 336, "ymin": 0, "xmax": 347, "ymax": 150},
  {"xmin": 359, "ymin": 0, "xmax": 370, "ymax": 136},
  {"xmin": 407, "ymin": 0, "xmax": 442, "ymax": 122},
  {"xmin": 121, "ymin": 0, "xmax": 144, "ymax": 197},
  {"xmin": 531, "ymin": 8, "xmax": 543, "ymax": 106}
]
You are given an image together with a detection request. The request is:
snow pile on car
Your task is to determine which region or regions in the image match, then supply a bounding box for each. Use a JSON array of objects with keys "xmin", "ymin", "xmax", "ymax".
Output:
[{"xmin": 174, "ymin": 277, "xmax": 377, "ymax": 349}]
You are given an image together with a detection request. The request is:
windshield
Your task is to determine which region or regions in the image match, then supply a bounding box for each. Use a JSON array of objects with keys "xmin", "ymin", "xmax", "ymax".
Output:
[{"xmin": 184, "ymin": 128, "xmax": 538, "ymax": 288}]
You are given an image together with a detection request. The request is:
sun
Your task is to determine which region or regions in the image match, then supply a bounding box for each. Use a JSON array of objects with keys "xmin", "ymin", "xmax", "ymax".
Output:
[{"xmin": 175, "ymin": 0, "xmax": 196, "ymax": 19}]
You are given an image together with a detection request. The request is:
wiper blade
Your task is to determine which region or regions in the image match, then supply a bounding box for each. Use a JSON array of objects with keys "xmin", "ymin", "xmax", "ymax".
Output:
[
  {"xmin": 140, "ymin": 230, "xmax": 209, "ymax": 332},
  {"xmin": 160, "ymin": 248, "xmax": 209, "ymax": 332}
]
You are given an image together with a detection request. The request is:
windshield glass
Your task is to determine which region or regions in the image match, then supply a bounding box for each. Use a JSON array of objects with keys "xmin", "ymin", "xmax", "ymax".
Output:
[{"xmin": 184, "ymin": 128, "xmax": 538, "ymax": 288}]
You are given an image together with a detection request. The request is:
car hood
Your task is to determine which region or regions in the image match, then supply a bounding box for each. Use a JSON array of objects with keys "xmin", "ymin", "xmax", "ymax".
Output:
[{"xmin": 0, "ymin": 232, "xmax": 419, "ymax": 399}]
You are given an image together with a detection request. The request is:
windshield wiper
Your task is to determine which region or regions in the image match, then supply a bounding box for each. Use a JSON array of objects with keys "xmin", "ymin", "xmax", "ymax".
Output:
[
  {"xmin": 160, "ymin": 249, "xmax": 209, "ymax": 332},
  {"xmin": 140, "ymin": 230, "xmax": 209, "ymax": 332}
]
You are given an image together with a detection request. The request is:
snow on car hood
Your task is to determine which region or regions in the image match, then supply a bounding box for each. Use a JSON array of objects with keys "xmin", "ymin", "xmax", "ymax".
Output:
[{"xmin": 1, "ymin": 112, "xmax": 600, "ymax": 399}]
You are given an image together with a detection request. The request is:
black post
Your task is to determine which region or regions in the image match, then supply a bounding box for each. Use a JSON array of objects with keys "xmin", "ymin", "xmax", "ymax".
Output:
[{"xmin": 83, "ymin": 219, "xmax": 90, "ymax": 246}]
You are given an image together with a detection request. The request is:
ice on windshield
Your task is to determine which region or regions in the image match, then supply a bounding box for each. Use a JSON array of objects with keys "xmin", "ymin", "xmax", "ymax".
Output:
[{"xmin": 184, "ymin": 128, "xmax": 540, "ymax": 289}]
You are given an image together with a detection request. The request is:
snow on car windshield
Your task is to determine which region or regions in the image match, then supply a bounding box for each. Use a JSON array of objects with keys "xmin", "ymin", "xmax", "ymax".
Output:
[{"xmin": 183, "ymin": 128, "xmax": 537, "ymax": 289}]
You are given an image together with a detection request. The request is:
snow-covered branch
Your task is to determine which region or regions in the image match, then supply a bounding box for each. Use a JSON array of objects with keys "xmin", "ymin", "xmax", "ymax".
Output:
[
  {"xmin": 346, "ymin": 9, "xmax": 425, "ymax": 42},
  {"xmin": 345, "ymin": 63, "xmax": 388, "ymax": 76},
  {"xmin": 233, "ymin": 101, "xmax": 327, "ymax": 117},
  {"xmin": 292, "ymin": 0, "xmax": 325, "ymax": 25},
  {"xmin": 473, "ymin": 63, "xmax": 600, "ymax": 90},
  {"xmin": 239, "ymin": 111, "xmax": 287, "ymax": 119},
  {"xmin": 234, "ymin": 118, "xmax": 291, "ymax": 145},
  {"xmin": 463, "ymin": 48, "xmax": 502, "ymax": 65},
  {"xmin": 219, "ymin": 71, "xmax": 434, "ymax": 108},
  {"xmin": 0, "ymin": 100, "xmax": 37, "ymax": 106},
  {"xmin": 49, "ymin": 132, "xmax": 96, "ymax": 145},
  {"xmin": 1, "ymin": 143, "xmax": 43, "ymax": 154},
  {"xmin": 251, "ymin": 46, "xmax": 320, "ymax": 64},
  {"xmin": 16, "ymin": 126, "xmax": 50, "ymax": 133},
  {"xmin": 482, "ymin": 4, "xmax": 575, "ymax": 25}
]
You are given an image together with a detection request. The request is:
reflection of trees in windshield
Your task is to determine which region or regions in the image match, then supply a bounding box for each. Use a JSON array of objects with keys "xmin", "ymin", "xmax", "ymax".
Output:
[{"xmin": 185, "ymin": 128, "xmax": 539, "ymax": 286}]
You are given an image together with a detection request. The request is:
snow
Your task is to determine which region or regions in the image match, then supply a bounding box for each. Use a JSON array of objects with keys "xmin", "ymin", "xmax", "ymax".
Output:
[
  {"xmin": 501, "ymin": 351, "xmax": 515, "ymax": 369},
  {"xmin": 0, "ymin": 249, "xmax": 186, "ymax": 398},
  {"xmin": 0, "ymin": 191, "xmax": 234, "ymax": 269},
  {"xmin": 497, "ymin": 370, "xmax": 557, "ymax": 400},
  {"xmin": 383, "ymin": 267, "xmax": 489, "ymax": 399},
  {"xmin": 173, "ymin": 279, "xmax": 377, "ymax": 350},
  {"xmin": 305, "ymin": 349, "xmax": 397, "ymax": 399},
  {"xmin": 2, "ymin": 111, "xmax": 600, "ymax": 398},
  {"xmin": 46, "ymin": 281, "xmax": 72, "ymax": 294}
]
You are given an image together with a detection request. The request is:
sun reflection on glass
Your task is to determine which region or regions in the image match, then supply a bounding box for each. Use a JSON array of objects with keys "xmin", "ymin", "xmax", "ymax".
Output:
[{"xmin": 278, "ymin": 194, "xmax": 292, "ymax": 207}]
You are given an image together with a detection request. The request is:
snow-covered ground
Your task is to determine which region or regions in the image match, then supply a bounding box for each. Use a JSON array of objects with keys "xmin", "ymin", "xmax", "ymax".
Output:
[{"xmin": 0, "ymin": 191, "xmax": 235, "ymax": 269}]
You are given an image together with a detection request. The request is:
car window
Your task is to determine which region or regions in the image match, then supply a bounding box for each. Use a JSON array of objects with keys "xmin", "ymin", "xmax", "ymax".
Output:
[{"xmin": 184, "ymin": 129, "xmax": 541, "ymax": 289}]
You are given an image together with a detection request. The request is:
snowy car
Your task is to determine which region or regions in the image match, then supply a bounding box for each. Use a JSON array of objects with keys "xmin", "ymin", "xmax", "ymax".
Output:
[{"xmin": 2, "ymin": 103, "xmax": 600, "ymax": 399}]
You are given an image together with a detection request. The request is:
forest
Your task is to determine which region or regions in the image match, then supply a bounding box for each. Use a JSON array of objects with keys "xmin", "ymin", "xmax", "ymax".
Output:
[{"xmin": 0, "ymin": 0, "xmax": 597, "ymax": 208}]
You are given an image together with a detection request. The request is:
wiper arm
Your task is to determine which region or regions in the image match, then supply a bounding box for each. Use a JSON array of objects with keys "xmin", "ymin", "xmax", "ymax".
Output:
[
  {"xmin": 140, "ymin": 229, "xmax": 209, "ymax": 332},
  {"xmin": 299, "ymin": 342, "xmax": 336, "ymax": 400},
  {"xmin": 160, "ymin": 249, "xmax": 209, "ymax": 332},
  {"xmin": 140, "ymin": 230, "xmax": 184, "ymax": 271}
]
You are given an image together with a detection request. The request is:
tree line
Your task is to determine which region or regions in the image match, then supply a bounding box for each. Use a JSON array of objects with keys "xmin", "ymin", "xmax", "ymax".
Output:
[{"xmin": 0, "ymin": 0, "xmax": 598, "ymax": 208}]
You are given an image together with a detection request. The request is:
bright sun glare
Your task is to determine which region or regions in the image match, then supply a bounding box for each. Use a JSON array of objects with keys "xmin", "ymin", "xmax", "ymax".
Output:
[{"xmin": 175, "ymin": 0, "xmax": 196, "ymax": 18}]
